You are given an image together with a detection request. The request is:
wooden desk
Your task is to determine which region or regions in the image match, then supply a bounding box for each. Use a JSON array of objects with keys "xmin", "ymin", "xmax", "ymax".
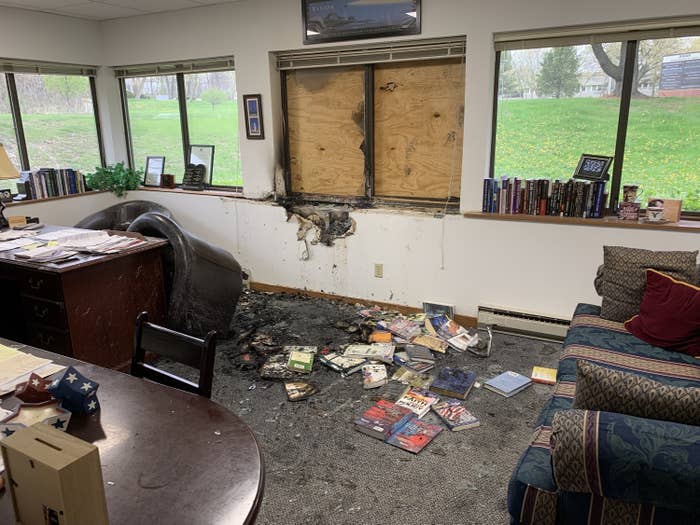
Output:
[
  {"xmin": 0, "ymin": 227, "xmax": 167, "ymax": 369},
  {"xmin": 0, "ymin": 341, "xmax": 264, "ymax": 525}
]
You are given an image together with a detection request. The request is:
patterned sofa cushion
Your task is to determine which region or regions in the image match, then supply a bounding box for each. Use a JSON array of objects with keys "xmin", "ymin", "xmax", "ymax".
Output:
[
  {"xmin": 599, "ymin": 246, "xmax": 698, "ymax": 322},
  {"xmin": 572, "ymin": 360, "xmax": 700, "ymax": 426}
]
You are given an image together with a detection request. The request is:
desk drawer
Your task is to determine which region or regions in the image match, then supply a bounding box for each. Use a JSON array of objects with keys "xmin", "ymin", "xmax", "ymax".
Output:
[
  {"xmin": 21, "ymin": 296, "xmax": 67, "ymax": 329},
  {"xmin": 19, "ymin": 272, "xmax": 62, "ymax": 301},
  {"xmin": 27, "ymin": 324, "xmax": 72, "ymax": 356}
]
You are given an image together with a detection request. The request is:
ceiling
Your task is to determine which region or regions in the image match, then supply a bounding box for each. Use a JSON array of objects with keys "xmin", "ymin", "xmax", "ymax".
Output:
[{"xmin": 0, "ymin": 0, "xmax": 240, "ymax": 20}]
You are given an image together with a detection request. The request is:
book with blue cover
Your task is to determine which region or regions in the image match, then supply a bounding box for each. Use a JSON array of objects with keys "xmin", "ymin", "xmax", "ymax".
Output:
[
  {"xmin": 483, "ymin": 371, "xmax": 532, "ymax": 397},
  {"xmin": 430, "ymin": 367, "xmax": 476, "ymax": 400}
]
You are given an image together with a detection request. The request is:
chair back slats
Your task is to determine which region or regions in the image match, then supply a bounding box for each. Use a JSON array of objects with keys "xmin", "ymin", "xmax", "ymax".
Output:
[
  {"xmin": 131, "ymin": 311, "xmax": 217, "ymax": 398},
  {"xmin": 140, "ymin": 326, "xmax": 204, "ymax": 369}
]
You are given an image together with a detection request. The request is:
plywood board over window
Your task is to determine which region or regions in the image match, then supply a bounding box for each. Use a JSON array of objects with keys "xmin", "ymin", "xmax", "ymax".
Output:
[
  {"xmin": 286, "ymin": 67, "xmax": 366, "ymax": 197},
  {"xmin": 374, "ymin": 58, "xmax": 465, "ymax": 200}
]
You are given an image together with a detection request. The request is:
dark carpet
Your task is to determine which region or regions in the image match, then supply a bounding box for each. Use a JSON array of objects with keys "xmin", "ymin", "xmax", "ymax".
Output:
[{"xmin": 165, "ymin": 291, "xmax": 562, "ymax": 525}]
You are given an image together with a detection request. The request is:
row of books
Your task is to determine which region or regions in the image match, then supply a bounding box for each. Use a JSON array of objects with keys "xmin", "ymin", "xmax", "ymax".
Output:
[
  {"xmin": 18, "ymin": 169, "xmax": 90, "ymax": 201},
  {"xmin": 483, "ymin": 177, "xmax": 608, "ymax": 218}
]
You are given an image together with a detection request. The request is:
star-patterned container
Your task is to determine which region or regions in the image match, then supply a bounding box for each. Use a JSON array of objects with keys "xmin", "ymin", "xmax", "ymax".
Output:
[
  {"xmin": 14, "ymin": 373, "xmax": 55, "ymax": 404},
  {"xmin": 47, "ymin": 366, "xmax": 100, "ymax": 415},
  {"xmin": 0, "ymin": 399, "xmax": 72, "ymax": 440}
]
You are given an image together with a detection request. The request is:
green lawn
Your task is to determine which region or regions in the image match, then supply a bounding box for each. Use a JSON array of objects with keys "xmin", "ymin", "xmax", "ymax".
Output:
[
  {"xmin": 494, "ymin": 96, "xmax": 700, "ymax": 211},
  {"xmin": 2, "ymin": 97, "xmax": 697, "ymax": 207},
  {"xmin": 0, "ymin": 97, "xmax": 243, "ymax": 187}
]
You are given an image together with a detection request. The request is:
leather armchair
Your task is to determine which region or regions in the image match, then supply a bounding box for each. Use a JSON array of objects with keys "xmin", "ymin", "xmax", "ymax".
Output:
[
  {"xmin": 75, "ymin": 200, "xmax": 173, "ymax": 230},
  {"xmin": 127, "ymin": 212, "xmax": 243, "ymax": 337}
]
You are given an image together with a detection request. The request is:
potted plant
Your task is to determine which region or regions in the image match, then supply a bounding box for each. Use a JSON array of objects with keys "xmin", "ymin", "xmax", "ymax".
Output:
[{"xmin": 85, "ymin": 162, "xmax": 143, "ymax": 198}]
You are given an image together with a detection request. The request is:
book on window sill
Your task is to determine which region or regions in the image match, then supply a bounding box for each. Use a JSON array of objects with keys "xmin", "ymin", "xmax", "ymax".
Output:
[{"xmin": 354, "ymin": 400, "xmax": 443, "ymax": 454}]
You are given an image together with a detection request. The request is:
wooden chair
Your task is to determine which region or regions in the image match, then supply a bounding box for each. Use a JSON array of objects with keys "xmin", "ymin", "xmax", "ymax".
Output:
[{"xmin": 131, "ymin": 312, "xmax": 217, "ymax": 398}]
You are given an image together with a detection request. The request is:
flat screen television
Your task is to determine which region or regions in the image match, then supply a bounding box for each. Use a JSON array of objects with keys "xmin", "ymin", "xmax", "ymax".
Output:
[{"xmin": 302, "ymin": 0, "xmax": 421, "ymax": 45}]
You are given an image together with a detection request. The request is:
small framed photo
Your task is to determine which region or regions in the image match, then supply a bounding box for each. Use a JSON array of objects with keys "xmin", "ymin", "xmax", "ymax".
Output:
[
  {"xmin": 243, "ymin": 94, "xmax": 264, "ymax": 140},
  {"xmin": 0, "ymin": 189, "xmax": 12, "ymax": 203},
  {"xmin": 188, "ymin": 145, "xmax": 215, "ymax": 184},
  {"xmin": 144, "ymin": 156, "xmax": 165, "ymax": 187},
  {"xmin": 573, "ymin": 154, "xmax": 613, "ymax": 181}
]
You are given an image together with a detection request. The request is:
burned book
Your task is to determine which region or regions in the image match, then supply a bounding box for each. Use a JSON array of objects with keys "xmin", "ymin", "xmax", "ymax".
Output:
[
  {"xmin": 284, "ymin": 381, "xmax": 318, "ymax": 401},
  {"xmin": 371, "ymin": 382, "xmax": 410, "ymax": 403},
  {"xmin": 405, "ymin": 345, "xmax": 435, "ymax": 363},
  {"xmin": 260, "ymin": 353, "xmax": 296, "ymax": 380},
  {"xmin": 362, "ymin": 364, "xmax": 388, "ymax": 389},
  {"xmin": 343, "ymin": 343, "xmax": 394, "ymax": 364},
  {"xmin": 391, "ymin": 366, "xmax": 433, "ymax": 389},
  {"xmin": 412, "ymin": 335, "xmax": 449, "ymax": 354},
  {"xmin": 354, "ymin": 400, "xmax": 413, "ymax": 441},
  {"xmin": 387, "ymin": 318, "xmax": 422, "ymax": 341},
  {"xmin": 318, "ymin": 352, "xmax": 367, "ymax": 376}
]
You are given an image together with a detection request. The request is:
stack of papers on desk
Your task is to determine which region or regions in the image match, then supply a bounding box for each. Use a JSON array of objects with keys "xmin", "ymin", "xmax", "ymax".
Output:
[
  {"xmin": 60, "ymin": 231, "xmax": 146, "ymax": 254},
  {"xmin": 0, "ymin": 344, "xmax": 65, "ymax": 396},
  {"xmin": 0, "ymin": 238, "xmax": 38, "ymax": 252},
  {"xmin": 0, "ymin": 230, "xmax": 39, "ymax": 242},
  {"xmin": 35, "ymin": 228, "xmax": 95, "ymax": 242},
  {"xmin": 14, "ymin": 245, "xmax": 78, "ymax": 263}
]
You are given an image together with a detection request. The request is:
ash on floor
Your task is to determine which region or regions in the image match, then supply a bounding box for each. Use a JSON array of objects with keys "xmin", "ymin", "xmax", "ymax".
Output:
[{"xmin": 162, "ymin": 290, "xmax": 562, "ymax": 525}]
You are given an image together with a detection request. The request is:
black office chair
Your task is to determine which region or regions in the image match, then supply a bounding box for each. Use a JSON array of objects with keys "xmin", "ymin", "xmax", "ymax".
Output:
[{"xmin": 131, "ymin": 311, "xmax": 217, "ymax": 398}]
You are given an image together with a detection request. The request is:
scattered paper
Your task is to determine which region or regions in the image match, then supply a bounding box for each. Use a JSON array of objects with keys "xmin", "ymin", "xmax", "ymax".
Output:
[
  {"xmin": 0, "ymin": 230, "xmax": 39, "ymax": 242},
  {"xmin": 0, "ymin": 238, "xmax": 41, "ymax": 252},
  {"xmin": 35, "ymin": 228, "xmax": 93, "ymax": 242}
]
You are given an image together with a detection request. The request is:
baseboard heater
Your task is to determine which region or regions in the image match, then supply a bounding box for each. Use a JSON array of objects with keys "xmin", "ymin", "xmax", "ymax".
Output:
[{"xmin": 477, "ymin": 305, "xmax": 570, "ymax": 341}]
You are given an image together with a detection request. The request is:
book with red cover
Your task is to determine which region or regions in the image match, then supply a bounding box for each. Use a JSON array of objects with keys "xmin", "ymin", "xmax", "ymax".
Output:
[
  {"xmin": 386, "ymin": 417, "xmax": 443, "ymax": 454},
  {"xmin": 354, "ymin": 400, "xmax": 413, "ymax": 440}
]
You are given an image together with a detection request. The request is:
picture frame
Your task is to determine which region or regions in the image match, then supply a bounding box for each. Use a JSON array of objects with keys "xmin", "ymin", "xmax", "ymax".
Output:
[
  {"xmin": 143, "ymin": 156, "xmax": 165, "ymax": 187},
  {"xmin": 243, "ymin": 95, "xmax": 264, "ymax": 140},
  {"xmin": 187, "ymin": 145, "xmax": 215, "ymax": 184},
  {"xmin": 573, "ymin": 154, "xmax": 613, "ymax": 181},
  {"xmin": 302, "ymin": 0, "xmax": 421, "ymax": 45}
]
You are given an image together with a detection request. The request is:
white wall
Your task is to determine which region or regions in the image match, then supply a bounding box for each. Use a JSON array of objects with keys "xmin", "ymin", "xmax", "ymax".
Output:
[
  {"xmin": 1, "ymin": 2, "xmax": 698, "ymax": 319},
  {"xmin": 0, "ymin": 6, "xmax": 101, "ymax": 65},
  {"xmin": 6, "ymin": 192, "xmax": 118, "ymax": 226},
  {"xmin": 119, "ymin": 191, "xmax": 699, "ymax": 319}
]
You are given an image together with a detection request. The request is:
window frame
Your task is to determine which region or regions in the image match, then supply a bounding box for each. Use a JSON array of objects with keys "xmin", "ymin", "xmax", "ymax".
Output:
[
  {"xmin": 2, "ymin": 72, "xmax": 106, "ymax": 173},
  {"xmin": 119, "ymin": 69, "xmax": 242, "ymax": 192},
  {"xmin": 489, "ymin": 35, "xmax": 699, "ymax": 219}
]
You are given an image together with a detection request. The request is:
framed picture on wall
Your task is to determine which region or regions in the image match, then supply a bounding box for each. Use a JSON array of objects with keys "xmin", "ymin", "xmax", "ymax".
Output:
[
  {"xmin": 243, "ymin": 94, "xmax": 264, "ymax": 140},
  {"xmin": 144, "ymin": 156, "xmax": 165, "ymax": 187},
  {"xmin": 302, "ymin": 0, "xmax": 421, "ymax": 45},
  {"xmin": 188, "ymin": 145, "xmax": 215, "ymax": 184}
]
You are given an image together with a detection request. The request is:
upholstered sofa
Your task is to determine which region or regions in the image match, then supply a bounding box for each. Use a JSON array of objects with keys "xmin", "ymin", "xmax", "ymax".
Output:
[{"xmin": 507, "ymin": 303, "xmax": 700, "ymax": 524}]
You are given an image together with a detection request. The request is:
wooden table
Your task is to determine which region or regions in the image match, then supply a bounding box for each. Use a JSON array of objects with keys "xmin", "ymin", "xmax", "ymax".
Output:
[
  {"xmin": 0, "ymin": 226, "xmax": 167, "ymax": 369},
  {"xmin": 0, "ymin": 342, "xmax": 264, "ymax": 525}
]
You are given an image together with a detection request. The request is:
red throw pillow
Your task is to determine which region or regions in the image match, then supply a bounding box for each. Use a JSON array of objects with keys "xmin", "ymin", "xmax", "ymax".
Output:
[{"xmin": 625, "ymin": 269, "xmax": 700, "ymax": 356}]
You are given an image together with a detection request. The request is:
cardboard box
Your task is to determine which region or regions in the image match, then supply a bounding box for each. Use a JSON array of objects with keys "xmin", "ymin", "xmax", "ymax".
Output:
[{"xmin": 0, "ymin": 423, "xmax": 109, "ymax": 525}]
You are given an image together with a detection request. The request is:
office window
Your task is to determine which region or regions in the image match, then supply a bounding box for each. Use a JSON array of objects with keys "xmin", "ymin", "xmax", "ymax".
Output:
[
  {"xmin": 0, "ymin": 74, "xmax": 20, "ymax": 170},
  {"xmin": 124, "ymin": 75, "xmax": 185, "ymax": 179},
  {"xmin": 185, "ymin": 71, "xmax": 242, "ymax": 186},
  {"xmin": 120, "ymin": 59, "xmax": 241, "ymax": 189},
  {"xmin": 493, "ymin": 44, "xmax": 622, "ymax": 181},
  {"xmin": 13, "ymin": 74, "xmax": 102, "ymax": 173},
  {"xmin": 623, "ymin": 37, "xmax": 700, "ymax": 211},
  {"xmin": 281, "ymin": 38, "xmax": 466, "ymax": 204},
  {"xmin": 493, "ymin": 28, "xmax": 700, "ymax": 215}
]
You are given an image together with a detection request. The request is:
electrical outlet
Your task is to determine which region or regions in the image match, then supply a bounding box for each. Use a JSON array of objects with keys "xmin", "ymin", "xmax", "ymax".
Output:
[{"xmin": 374, "ymin": 263, "xmax": 383, "ymax": 278}]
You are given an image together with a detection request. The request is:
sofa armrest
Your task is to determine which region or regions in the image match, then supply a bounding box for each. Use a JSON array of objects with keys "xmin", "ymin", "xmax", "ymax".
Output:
[{"xmin": 551, "ymin": 409, "xmax": 700, "ymax": 513}]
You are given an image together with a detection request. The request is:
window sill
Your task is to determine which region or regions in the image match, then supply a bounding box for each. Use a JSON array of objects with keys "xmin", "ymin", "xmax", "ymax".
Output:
[
  {"xmin": 138, "ymin": 186, "xmax": 244, "ymax": 199},
  {"xmin": 462, "ymin": 211, "xmax": 700, "ymax": 233},
  {"xmin": 5, "ymin": 190, "xmax": 108, "ymax": 208}
]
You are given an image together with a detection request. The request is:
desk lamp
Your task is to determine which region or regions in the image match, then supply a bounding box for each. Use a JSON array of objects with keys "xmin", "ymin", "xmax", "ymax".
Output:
[{"xmin": 0, "ymin": 143, "xmax": 19, "ymax": 229}]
